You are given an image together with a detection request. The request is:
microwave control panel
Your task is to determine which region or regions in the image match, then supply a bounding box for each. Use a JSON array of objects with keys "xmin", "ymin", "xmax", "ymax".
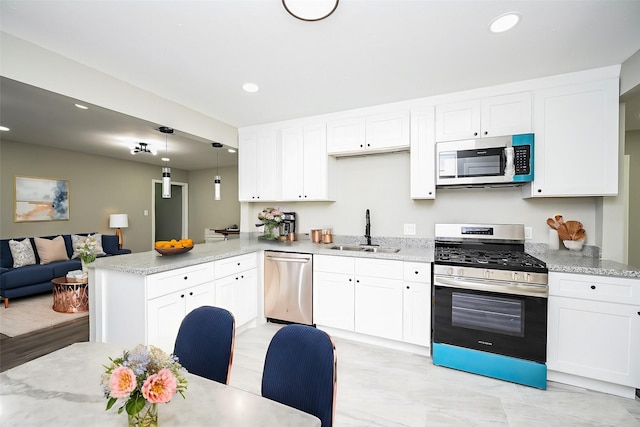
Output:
[{"xmin": 513, "ymin": 145, "xmax": 531, "ymax": 175}]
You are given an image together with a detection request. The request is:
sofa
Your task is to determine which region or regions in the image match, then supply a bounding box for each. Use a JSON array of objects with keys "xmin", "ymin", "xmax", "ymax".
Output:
[{"xmin": 0, "ymin": 233, "xmax": 131, "ymax": 308}]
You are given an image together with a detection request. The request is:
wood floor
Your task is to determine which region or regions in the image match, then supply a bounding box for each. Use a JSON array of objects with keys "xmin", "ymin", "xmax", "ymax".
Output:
[{"xmin": 0, "ymin": 316, "xmax": 88, "ymax": 372}]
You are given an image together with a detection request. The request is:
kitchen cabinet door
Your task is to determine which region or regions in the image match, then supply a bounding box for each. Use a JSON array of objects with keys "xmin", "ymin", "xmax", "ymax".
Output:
[
  {"xmin": 238, "ymin": 128, "xmax": 279, "ymax": 201},
  {"xmin": 215, "ymin": 254, "xmax": 258, "ymax": 327},
  {"xmin": 547, "ymin": 296, "xmax": 640, "ymax": 391},
  {"xmin": 435, "ymin": 92, "xmax": 531, "ymax": 142},
  {"xmin": 435, "ymin": 99, "xmax": 481, "ymax": 142},
  {"xmin": 147, "ymin": 282, "xmax": 216, "ymax": 354},
  {"xmin": 402, "ymin": 262, "xmax": 431, "ymax": 346},
  {"xmin": 281, "ymin": 123, "xmax": 330, "ymax": 201},
  {"xmin": 236, "ymin": 268, "xmax": 258, "ymax": 326},
  {"xmin": 326, "ymin": 117, "xmax": 366, "ymax": 155},
  {"xmin": 524, "ymin": 79, "xmax": 619, "ymax": 197},
  {"xmin": 365, "ymin": 111, "xmax": 410, "ymax": 153},
  {"xmin": 355, "ymin": 276, "xmax": 403, "ymax": 341},
  {"xmin": 313, "ymin": 270, "xmax": 355, "ymax": 331},
  {"xmin": 410, "ymin": 107, "xmax": 436, "ymax": 199}
]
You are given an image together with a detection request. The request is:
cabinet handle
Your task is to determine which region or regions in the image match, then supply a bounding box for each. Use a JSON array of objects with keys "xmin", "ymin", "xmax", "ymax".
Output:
[
  {"xmin": 590, "ymin": 285, "xmax": 596, "ymax": 290},
  {"xmin": 241, "ymin": 275, "xmax": 244, "ymax": 279},
  {"xmin": 360, "ymin": 144, "xmax": 363, "ymax": 148},
  {"xmin": 235, "ymin": 276, "xmax": 239, "ymax": 280},
  {"xmin": 537, "ymin": 189, "xmax": 542, "ymax": 193},
  {"xmin": 473, "ymin": 132, "xmax": 478, "ymax": 136},
  {"xmin": 348, "ymin": 278, "xmax": 352, "ymax": 282},
  {"xmin": 414, "ymin": 271, "xmax": 419, "ymax": 275},
  {"xmin": 183, "ymin": 276, "xmax": 188, "ymax": 280},
  {"xmin": 406, "ymin": 285, "xmax": 410, "ymax": 289},
  {"xmin": 180, "ymin": 294, "xmax": 185, "ymax": 298},
  {"xmin": 237, "ymin": 262, "xmax": 241, "ymax": 266},
  {"xmin": 484, "ymin": 131, "xmax": 488, "ymax": 136},
  {"xmin": 356, "ymin": 279, "xmax": 360, "ymax": 283},
  {"xmin": 189, "ymin": 292, "xmax": 193, "ymax": 296},
  {"xmin": 367, "ymin": 143, "xmax": 370, "ymax": 147},
  {"xmin": 299, "ymin": 195, "xmax": 302, "ymax": 198}
]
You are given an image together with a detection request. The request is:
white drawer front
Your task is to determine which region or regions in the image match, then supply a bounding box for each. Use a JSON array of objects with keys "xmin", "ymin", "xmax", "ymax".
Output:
[
  {"xmin": 314, "ymin": 254, "xmax": 355, "ymax": 274},
  {"xmin": 147, "ymin": 263, "xmax": 215, "ymax": 300},
  {"xmin": 355, "ymin": 258, "xmax": 403, "ymax": 279},
  {"xmin": 215, "ymin": 253, "xmax": 257, "ymax": 279},
  {"xmin": 549, "ymin": 272, "xmax": 640, "ymax": 304},
  {"xmin": 403, "ymin": 262, "xmax": 431, "ymax": 283}
]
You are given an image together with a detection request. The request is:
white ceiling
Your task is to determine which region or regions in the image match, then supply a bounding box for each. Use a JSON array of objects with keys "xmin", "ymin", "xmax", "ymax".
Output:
[{"xmin": 1, "ymin": 0, "xmax": 640, "ymax": 170}]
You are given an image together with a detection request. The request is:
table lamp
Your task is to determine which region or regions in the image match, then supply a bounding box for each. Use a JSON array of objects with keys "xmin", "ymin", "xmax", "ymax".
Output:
[{"xmin": 109, "ymin": 214, "xmax": 129, "ymax": 249}]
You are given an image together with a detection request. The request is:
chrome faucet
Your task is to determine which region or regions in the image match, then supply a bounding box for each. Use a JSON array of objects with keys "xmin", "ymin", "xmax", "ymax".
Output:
[{"xmin": 364, "ymin": 209, "xmax": 372, "ymax": 246}]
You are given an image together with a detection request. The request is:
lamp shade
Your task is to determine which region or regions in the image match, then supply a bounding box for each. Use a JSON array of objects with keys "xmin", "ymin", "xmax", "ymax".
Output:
[{"xmin": 109, "ymin": 214, "xmax": 129, "ymax": 228}]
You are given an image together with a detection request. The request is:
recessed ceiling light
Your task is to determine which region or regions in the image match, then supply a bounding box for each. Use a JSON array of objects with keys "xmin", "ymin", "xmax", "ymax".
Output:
[
  {"xmin": 489, "ymin": 12, "xmax": 520, "ymax": 33},
  {"xmin": 0, "ymin": 126, "xmax": 9, "ymax": 132},
  {"xmin": 242, "ymin": 83, "xmax": 259, "ymax": 93},
  {"xmin": 227, "ymin": 148, "xmax": 236, "ymax": 153},
  {"xmin": 161, "ymin": 157, "xmax": 170, "ymax": 162},
  {"xmin": 75, "ymin": 103, "xmax": 89, "ymax": 110}
]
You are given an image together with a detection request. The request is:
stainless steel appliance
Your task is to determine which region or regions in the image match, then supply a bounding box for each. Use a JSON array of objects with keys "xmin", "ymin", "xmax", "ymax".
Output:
[
  {"xmin": 279, "ymin": 212, "xmax": 297, "ymax": 240},
  {"xmin": 264, "ymin": 251, "xmax": 313, "ymax": 325},
  {"xmin": 431, "ymin": 223, "xmax": 548, "ymax": 389},
  {"xmin": 436, "ymin": 134, "xmax": 534, "ymax": 187}
]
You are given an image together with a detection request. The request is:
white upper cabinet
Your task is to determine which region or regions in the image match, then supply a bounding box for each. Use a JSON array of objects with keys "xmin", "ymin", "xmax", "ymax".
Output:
[
  {"xmin": 410, "ymin": 106, "xmax": 436, "ymax": 199},
  {"xmin": 280, "ymin": 122, "xmax": 332, "ymax": 201},
  {"xmin": 327, "ymin": 110, "xmax": 410, "ymax": 156},
  {"xmin": 523, "ymin": 79, "xmax": 619, "ymax": 197},
  {"xmin": 435, "ymin": 92, "xmax": 532, "ymax": 142},
  {"xmin": 238, "ymin": 128, "xmax": 279, "ymax": 202}
]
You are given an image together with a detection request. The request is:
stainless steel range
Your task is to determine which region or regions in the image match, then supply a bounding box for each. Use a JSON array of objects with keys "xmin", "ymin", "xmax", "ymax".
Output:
[{"xmin": 431, "ymin": 223, "xmax": 549, "ymax": 389}]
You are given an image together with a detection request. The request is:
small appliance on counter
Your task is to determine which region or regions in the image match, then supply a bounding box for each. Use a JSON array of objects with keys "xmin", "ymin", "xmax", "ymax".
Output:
[{"xmin": 279, "ymin": 212, "xmax": 297, "ymax": 241}]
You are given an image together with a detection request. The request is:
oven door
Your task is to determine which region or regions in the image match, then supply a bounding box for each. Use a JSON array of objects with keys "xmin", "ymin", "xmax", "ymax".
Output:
[{"xmin": 432, "ymin": 276, "xmax": 547, "ymax": 363}]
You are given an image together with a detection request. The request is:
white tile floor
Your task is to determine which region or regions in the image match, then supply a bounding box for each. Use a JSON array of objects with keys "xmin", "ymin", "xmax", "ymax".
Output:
[{"xmin": 229, "ymin": 323, "xmax": 640, "ymax": 427}]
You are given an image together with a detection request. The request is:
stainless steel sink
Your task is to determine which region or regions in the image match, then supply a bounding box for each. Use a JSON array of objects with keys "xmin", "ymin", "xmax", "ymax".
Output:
[
  {"xmin": 329, "ymin": 245, "xmax": 365, "ymax": 252},
  {"xmin": 362, "ymin": 247, "xmax": 400, "ymax": 253},
  {"xmin": 329, "ymin": 245, "xmax": 400, "ymax": 254}
]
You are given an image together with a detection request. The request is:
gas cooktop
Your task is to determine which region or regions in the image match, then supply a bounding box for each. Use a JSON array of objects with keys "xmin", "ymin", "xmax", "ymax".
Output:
[{"xmin": 434, "ymin": 247, "xmax": 547, "ymax": 273}]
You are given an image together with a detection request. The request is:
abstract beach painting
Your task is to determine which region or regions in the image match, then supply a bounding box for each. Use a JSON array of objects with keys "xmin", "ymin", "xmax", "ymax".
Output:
[{"xmin": 15, "ymin": 176, "xmax": 69, "ymax": 222}]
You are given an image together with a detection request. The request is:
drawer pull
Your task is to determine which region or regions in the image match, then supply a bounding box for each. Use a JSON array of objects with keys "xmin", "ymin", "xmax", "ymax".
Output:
[
  {"xmin": 406, "ymin": 285, "xmax": 410, "ymax": 289},
  {"xmin": 184, "ymin": 276, "xmax": 188, "ymax": 280},
  {"xmin": 237, "ymin": 262, "xmax": 241, "ymax": 266},
  {"xmin": 414, "ymin": 271, "xmax": 419, "ymax": 275},
  {"xmin": 590, "ymin": 285, "xmax": 596, "ymax": 290},
  {"xmin": 180, "ymin": 294, "xmax": 185, "ymax": 298},
  {"xmin": 189, "ymin": 292, "xmax": 193, "ymax": 296}
]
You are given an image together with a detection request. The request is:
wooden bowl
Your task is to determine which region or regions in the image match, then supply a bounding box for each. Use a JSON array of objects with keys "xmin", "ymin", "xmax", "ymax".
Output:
[{"xmin": 155, "ymin": 245, "xmax": 194, "ymax": 256}]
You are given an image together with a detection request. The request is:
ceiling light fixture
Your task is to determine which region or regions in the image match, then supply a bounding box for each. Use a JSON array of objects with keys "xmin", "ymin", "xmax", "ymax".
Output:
[
  {"xmin": 130, "ymin": 142, "xmax": 157, "ymax": 155},
  {"xmin": 74, "ymin": 103, "xmax": 89, "ymax": 110},
  {"xmin": 0, "ymin": 126, "xmax": 9, "ymax": 132},
  {"xmin": 242, "ymin": 82, "xmax": 259, "ymax": 93},
  {"xmin": 489, "ymin": 12, "xmax": 520, "ymax": 33},
  {"xmin": 158, "ymin": 126, "xmax": 174, "ymax": 199},
  {"xmin": 212, "ymin": 142, "xmax": 223, "ymax": 201},
  {"xmin": 282, "ymin": 0, "xmax": 339, "ymax": 21},
  {"xmin": 227, "ymin": 148, "xmax": 236, "ymax": 153}
]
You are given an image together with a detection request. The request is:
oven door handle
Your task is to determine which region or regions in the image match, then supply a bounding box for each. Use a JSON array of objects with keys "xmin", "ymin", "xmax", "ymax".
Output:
[{"xmin": 434, "ymin": 276, "xmax": 548, "ymax": 298}]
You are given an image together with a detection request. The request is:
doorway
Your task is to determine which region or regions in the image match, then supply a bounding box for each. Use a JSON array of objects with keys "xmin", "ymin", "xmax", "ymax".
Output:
[{"xmin": 152, "ymin": 180, "xmax": 189, "ymax": 246}]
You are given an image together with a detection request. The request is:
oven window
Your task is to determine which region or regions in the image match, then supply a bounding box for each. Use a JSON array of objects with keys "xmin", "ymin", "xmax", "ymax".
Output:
[{"xmin": 451, "ymin": 292, "xmax": 524, "ymax": 337}]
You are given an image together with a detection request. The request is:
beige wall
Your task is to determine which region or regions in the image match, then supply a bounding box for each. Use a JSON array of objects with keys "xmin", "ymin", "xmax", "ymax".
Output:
[
  {"xmin": 626, "ymin": 130, "xmax": 640, "ymax": 268},
  {"xmin": 0, "ymin": 140, "xmax": 238, "ymax": 252},
  {"xmin": 244, "ymin": 152, "xmax": 600, "ymax": 245},
  {"xmin": 188, "ymin": 166, "xmax": 240, "ymax": 243}
]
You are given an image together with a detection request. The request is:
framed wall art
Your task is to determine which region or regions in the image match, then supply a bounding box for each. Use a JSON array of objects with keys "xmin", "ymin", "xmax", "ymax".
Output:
[{"xmin": 14, "ymin": 176, "xmax": 70, "ymax": 222}]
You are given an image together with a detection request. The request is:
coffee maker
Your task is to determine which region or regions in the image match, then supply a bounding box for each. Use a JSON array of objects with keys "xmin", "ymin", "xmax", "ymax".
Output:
[{"xmin": 279, "ymin": 212, "xmax": 297, "ymax": 240}]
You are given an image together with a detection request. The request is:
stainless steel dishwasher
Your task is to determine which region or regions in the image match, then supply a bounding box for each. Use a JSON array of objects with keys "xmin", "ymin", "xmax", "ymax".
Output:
[{"xmin": 264, "ymin": 251, "xmax": 313, "ymax": 325}]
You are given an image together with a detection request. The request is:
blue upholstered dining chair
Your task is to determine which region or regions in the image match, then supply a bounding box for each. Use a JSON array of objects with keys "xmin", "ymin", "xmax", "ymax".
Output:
[
  {"xmin": 261, "ymin": 324, "xmax": 337, "ymax": 427},
  {"xmin": 173, "ymin": 306, "xmax": 235, "ymax": 384}
]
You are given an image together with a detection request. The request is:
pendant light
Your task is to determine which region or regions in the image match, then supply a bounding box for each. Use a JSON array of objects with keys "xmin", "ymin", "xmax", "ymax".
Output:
[
  {"xmin": 159, "ymin": 126, "xmax": 173, "ymax": 198},
  {"xmin": 212, "ymin": 142, "xmax": 223, "ymax": 200}
]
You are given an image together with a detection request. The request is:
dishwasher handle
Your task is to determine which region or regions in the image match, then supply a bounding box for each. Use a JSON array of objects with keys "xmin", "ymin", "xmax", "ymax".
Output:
[{"xmin": 265, "ymin": 255, "xmax": 312, "ymax": 263}]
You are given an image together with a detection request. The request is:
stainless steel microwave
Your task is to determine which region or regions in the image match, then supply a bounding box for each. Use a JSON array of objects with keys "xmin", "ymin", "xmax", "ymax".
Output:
[{"xmin": 436, "ymin": 133, "xmax": 534, "ymax": 187}]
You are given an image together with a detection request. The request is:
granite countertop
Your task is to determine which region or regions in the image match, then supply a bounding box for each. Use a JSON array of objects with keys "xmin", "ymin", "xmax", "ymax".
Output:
[{"xmin": 92, "ymin": 234, "xmax": 640, "ymax": 279}]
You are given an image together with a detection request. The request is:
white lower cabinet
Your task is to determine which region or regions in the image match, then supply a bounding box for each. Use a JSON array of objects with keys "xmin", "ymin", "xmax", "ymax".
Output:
[
  {"xmin": 547, "ymin": 272, "xmax": 640, "ymax": 397},
  {"xmin": 402, "ymin": 262, "xmax": 431, "ymax": 346},
  {"xmin": 314, "ymin": 255, "xmax": 431, "ymax": 346},
  {"xmin": 147, "ymin": 281, "xmax": 216, "ymax": 354},
  {"xmin": 313, "ymin": 255, "xmax": 355, "ymax": 330},
  {"xmin": 214, "ymin": 253, "xmax": 258, "ymax": 327}
]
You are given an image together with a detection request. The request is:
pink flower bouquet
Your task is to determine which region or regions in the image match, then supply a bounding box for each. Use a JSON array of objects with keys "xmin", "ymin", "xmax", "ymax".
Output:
[{"xmin": 101, "ymin": 345, "xmax": 188, "ymax": 419}]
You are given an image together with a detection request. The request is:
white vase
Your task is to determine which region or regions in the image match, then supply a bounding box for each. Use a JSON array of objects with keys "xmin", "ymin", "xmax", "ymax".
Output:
[{"xmin": 81, "ymin": 259, "xmax": 89, "ymax": 273}]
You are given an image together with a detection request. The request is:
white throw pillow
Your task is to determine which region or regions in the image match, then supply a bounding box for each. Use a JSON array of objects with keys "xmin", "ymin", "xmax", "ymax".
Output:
[
  {"xmin": 71, "ymin": 234, "xmax": 106, "ymax": 259},
  {"xmin": 9, "ymin": 238, "xmax": 36, "ymax": 268},
  {"xmin": 34, "ymin": 236, "xmax": 69, "ymax": 264}
]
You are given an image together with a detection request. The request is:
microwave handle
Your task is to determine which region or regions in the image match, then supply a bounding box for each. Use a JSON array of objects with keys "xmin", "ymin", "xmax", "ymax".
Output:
[{"xmin": 504, "ymin": 147, "xmax": 515, "ymax": 178}]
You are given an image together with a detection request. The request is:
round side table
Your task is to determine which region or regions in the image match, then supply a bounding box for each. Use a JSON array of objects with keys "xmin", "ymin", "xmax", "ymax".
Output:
[{"xmin": 52, "ymin": 276, "xmax": 89, "ymax": 313}]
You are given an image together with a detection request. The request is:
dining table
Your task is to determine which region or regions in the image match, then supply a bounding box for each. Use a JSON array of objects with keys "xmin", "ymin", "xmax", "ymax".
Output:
[{"xmin": 0, "ymin": 342, "xmax": 321, "ymax": 426}]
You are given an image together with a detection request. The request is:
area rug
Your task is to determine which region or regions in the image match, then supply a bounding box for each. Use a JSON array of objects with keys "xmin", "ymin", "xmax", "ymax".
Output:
[{"xmin": 0, "ymin": 294, "xmax": 88, "ymax": 337}]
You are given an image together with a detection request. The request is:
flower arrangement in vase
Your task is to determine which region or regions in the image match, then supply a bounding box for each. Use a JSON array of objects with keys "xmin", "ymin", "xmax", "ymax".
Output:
[
  {"xmin": 257, "ymin": 207, "xmax": 283, "ymax": 240},
  {"xmin": 101, "ymin": 344, "xmax": 188, "ymax": 427},
  {"xmin": 76, "ymin": 235, "xmax": 99, "ymax": 271}
]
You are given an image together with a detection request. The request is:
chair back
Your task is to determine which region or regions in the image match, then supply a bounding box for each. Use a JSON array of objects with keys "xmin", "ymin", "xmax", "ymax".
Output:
[
  {"xmin": 261, "ymin": 324, "xmax": 337, "ymax": 427},
  {"xmin": 173, "ymin": 306, "xmax": 235, "ymax": 384}
]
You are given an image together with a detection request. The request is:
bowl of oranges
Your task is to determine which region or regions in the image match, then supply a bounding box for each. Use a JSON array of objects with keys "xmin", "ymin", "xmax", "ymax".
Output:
[{"xmin": 154, "ymin": 238, "xmax": 194, "ymax": 256}]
